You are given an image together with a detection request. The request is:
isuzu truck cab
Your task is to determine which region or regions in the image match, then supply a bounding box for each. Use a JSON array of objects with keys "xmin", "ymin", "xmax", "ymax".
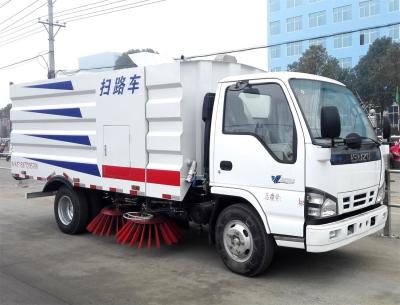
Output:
[{"xmin": 10, "ymin": 60, "xmax": 387, "ymax": 276}]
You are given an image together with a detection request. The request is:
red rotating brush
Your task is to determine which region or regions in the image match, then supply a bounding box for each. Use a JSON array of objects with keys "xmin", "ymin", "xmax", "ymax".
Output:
[
  {"xmin": 87, "ymin": 205, "xmax": 126, "ymax": 236},
  {"xmin": 116, "ymin": 212, "xmax": 183, "ymax": 249}
]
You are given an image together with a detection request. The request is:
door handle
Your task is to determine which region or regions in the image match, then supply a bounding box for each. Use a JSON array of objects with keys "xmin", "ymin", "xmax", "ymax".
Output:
[{"xmin": 220, "ymin": 161, "xmax": 233, "ymax": 171}]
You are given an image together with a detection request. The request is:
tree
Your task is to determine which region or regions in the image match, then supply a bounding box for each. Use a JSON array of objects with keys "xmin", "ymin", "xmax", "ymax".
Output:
[
  {"xmin": 114, "ymin": 48, "xmax": 158, "ymax": 70},
  {"xmin": 354, "ymin": 37, "xmax": 400, "ymax": 111},
  {"xmin": 0, "ymin": 103, "xmax": 11, "ymax": 119},
  {"xmin": 288, "ymin": 45, "xmax": 343, "ymax": 80}
]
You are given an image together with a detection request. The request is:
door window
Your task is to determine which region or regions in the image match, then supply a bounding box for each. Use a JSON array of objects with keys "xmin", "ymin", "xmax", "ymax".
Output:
[{"xmin": 223, "ymin": 83, "xmax": 296, "ymax": 163}]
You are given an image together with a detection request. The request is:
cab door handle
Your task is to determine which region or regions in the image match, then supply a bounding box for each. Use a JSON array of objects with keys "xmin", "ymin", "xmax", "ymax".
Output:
[{"xmin": 220, "ymin": 161, "xmax": 233, "ymax": 171}]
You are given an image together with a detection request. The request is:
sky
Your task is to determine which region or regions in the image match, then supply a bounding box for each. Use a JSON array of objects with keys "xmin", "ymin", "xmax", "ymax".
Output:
[{"xmin": 0, "ymin": 0, "xmax": 267, "ymax": 107}]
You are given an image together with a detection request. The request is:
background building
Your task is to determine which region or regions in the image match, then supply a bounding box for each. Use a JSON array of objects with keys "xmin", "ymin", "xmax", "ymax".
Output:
[{"xmin": 267, "ymin": 0, "xmax": 400, "ymax": 72}]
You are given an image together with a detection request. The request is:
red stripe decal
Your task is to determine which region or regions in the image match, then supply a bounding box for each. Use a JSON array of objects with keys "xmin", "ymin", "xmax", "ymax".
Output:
[
  {"xmin": 102, "ymin": 165, "xmax": 145, "ymax": 182},
  {"xmin": 147, "ymin": 169, "xmax": 180, "ymax": 187},
  {"xmin": 162, "ymin": 194, "xmax": 172, "ymax": 200},
  {"xmin": 102, "ymin": 165, "xmax": 180, "ymax": 187}
]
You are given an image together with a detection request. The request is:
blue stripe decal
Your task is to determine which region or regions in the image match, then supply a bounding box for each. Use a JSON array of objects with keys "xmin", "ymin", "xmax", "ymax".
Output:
[
  {"xmin": 26, "ymin": 107, "xmax": 82, "ymax": 118},
  {"xmin": 26, "ymin": 134, "xmax": 91, "ymax": 146},
  {"xmin": 25, "ymin": 81, "xmax": 74, "ymax": 90},
  {"xmin": 28, "ymin": 158, "xmax": 100, "ymax": 177}
]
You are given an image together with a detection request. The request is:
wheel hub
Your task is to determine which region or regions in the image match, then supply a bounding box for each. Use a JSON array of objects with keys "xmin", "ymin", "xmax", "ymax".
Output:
[
  {"xmin": 58, "ymin": 195, "xmax": 74, "ymax": 225},
  {"xmin": 223, "ymin": 220, "xmax": 254, "ymax": 263}
]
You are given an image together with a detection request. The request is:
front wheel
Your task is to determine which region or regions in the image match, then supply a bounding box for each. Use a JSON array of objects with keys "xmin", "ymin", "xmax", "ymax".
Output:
[
  {"xmin": 54, "ymin": 186, "xmax": 89, "ymax": 234},
  {"xmin": 215, "ymin": 204, "xmax": 275, "ymax": 276}
]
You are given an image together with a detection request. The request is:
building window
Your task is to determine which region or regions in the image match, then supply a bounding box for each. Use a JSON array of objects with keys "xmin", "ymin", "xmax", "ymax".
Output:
[
  {"xmin": 287, "ymin": 42, "xmax": 302, "ymax": 56},
  {"xmin": 333, "ymin": 5, "xmax": 352, "ymax": 23},
  {"xmin": 389, "ymin": 0, "xmax": 400, "ymax": 12},
  {"xmin": 309, "ymin": 0, "xmax": 322, "ymax": 2},
  {"xmin": 271, "ymin": 67, "xmax": 282, "ymax": 72},
  {"xmin": 389, "ymin": 24, "xmax": 400, "ymax": 41},
  {"xmin": 270, "ymin": 21, "xmax": 280, "ymax": 35},
  {"xmin": 360, "ymin": 29, "xmax": 379, "ymax": 45},
  {"xmin": 360, "ymin": 0, "xmax": 379, "ymax": 18},
  {"xmin": 309, "ymin": 11, "xmax": 326, "ymax": 27},
  {"xmin": 334, "ymin": 33, "xmax": 352, "ymax": 48},
  {"xmin": 287, "ymin": 0, "xmax": 302, "ymax": 8},
  {"xmin": 269, "ymin": 0, "xmax": 280, "ymax": 12},
  {"xmin": 338, "ymin": 57, "xmax": 352, "ymax": 69},
  {"xmin": 270, "ymin": 46, "xmax": 281, "ymax": 58},
  {"xmin": 309, "ymin": 38, "xmax": 326, "ymax": 48},
  {"xmin": 287, "ymin": 16, "xmax": 302, "ymax": 32}
]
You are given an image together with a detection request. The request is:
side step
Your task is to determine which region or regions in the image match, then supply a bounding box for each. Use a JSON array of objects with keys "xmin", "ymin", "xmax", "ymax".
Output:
[{"xmin": 25, "ymin": 191, "xmax": 57, "ymax": 199}]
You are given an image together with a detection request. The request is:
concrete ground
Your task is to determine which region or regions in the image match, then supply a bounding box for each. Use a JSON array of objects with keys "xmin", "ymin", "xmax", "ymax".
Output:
[{"xmin": 0, "ymin": 159, "xmax": 399, "ymax": 305}]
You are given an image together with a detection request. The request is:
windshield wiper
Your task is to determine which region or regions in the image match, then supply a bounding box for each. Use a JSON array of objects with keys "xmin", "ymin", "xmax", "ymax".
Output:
[{"xmin": 360, "ymin": 136, "xmax": 380, "ymax": 147}]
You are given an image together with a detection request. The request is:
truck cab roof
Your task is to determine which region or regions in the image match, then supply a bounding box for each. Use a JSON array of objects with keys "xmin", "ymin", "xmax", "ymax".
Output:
[{"xmin": 219, "ymin": 71, "xmax": 345, "ymax": 87}]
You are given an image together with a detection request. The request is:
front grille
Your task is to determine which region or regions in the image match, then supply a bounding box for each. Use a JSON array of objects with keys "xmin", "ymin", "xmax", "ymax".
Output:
[{"xmin": 338, "ymin": 187, "xmax": 377, "ymax": 214}]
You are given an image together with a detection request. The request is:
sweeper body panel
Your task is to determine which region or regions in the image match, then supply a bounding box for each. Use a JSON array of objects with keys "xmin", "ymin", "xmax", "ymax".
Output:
[
  {"xmin": 10, "ymin": 59, "xmax": 388, "ymax": 276},
  {"xmin": 10, "ymin": 60, "xmax": 261, "ymax": 200}
]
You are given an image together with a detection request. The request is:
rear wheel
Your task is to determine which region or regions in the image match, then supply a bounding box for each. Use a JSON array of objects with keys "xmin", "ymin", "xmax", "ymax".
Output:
[
  {"xmin": 54, "ymin": 186, "xmax": 89, "ymax": 234},
  {"xmin": 215, "ymin": 204, "xmax": 275, "ymax": 276}
]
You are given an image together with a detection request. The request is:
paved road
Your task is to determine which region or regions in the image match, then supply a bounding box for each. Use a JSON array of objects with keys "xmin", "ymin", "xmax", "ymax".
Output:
[{"xmin": 0, "ymin": 160, "xmax": 399, "ymax": 305}]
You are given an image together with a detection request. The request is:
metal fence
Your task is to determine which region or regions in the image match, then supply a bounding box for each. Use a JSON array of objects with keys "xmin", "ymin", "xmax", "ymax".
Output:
[{"xmin": 383, "ymin": 169, "xmax": 400, "ymax": 237}]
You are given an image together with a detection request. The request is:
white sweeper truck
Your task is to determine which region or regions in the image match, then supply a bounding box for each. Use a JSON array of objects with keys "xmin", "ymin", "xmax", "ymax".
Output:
[{"xmin": 10, "ymin": 57, "xmax": 388, "ymax": 276}]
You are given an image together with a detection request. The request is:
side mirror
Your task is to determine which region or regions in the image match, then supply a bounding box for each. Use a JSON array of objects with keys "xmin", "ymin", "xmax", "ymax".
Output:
[
  {"xmin": 382, "ymin": 117, "xmax": 391, "ymax": 141},
  {"xmin": 321, "ymin": 106, "xmax": 341, "ymax": 139}
]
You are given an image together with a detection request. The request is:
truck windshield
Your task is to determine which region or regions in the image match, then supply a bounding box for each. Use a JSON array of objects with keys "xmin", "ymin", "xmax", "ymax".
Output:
[{"xmin": 290, "ymin": 79, "xmax": 377, "ymax": 144}]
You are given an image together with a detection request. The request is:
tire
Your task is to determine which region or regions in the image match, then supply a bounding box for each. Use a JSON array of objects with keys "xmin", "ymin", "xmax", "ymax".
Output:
[
  {"xmin": 54, "ymin": 186, "xmax": 89, "ymax": 234},
  {"xmin": 215, "ymin": 204, "xmax": 275, "ymax": 276}
]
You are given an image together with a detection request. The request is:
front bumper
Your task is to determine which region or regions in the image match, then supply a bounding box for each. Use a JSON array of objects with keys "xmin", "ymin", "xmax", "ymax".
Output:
[{"xmin": 306, "ymin": 205, "xmax": 387, "ymax": 252}]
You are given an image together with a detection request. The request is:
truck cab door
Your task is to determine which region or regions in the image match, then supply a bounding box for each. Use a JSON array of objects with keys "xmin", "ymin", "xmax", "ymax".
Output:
[{"xmin": 210, "ymin": 79, "xmax": 305, "ymax": 238}]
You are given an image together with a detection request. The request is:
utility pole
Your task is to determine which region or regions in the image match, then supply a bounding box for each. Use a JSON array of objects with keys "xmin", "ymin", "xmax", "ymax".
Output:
[{"xmin": 39, "ymin": 0, "xmax": 65, "ymax": 79}]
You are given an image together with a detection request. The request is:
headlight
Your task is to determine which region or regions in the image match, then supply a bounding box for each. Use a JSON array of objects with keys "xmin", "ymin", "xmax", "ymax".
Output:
[
  {"xmin": 376, "ymin": 182, "xmax": 386, "ymax": 204},
  {"xmin": 306, "ymin": 190, "xmax": 337, "ymax": 219},
  {"xmin": 321, "ymin": 198, "xmax": 337, "ymax": 217}
]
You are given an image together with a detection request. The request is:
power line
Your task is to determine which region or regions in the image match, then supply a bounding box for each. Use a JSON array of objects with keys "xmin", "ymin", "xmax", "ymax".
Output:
[
  {"xmin": 0, "ymin": 18, "xmax": 37, "ymax": 35},
  {"xmin": 0, "ymin": 0, "xmax": 41, "ymax": 27},
  {"xmin": 0, "ymin": 52, "xmax": 48, "ymax": 70},
  {"xmin": 53, "ymin": 0, "xmax": 138, "ymax": 19},
  {"xmin": 182, "ymin": 22, "xmax": 400, "ymax": 60},
  {"xmin": 0, "ymin": 0, "xmax": 160, "ymax": 39},
  {"xmin": 60, "ymin": 0, "xmax": 166, "ymax": 23},
  {"xmin": 0, "ymin": 0, "xmax": 12, "ymax": 9},
  {"xmin": 49, "ymin": 0, "xmax": 109, "ymax": 16},
  {"xmin": 0, "ymin": 1, "xmax": 47, "ymax": 33},
  {"xmin": 0, "ymin": 25, "xmax": 43, "ymax": 44},
  {"xmin": 0, "ymin": 22, "xmax": 39, "ymax": 39},
  {"xmin": 0, "ymin": 28, "xmax": 44, "ymax": 48}
]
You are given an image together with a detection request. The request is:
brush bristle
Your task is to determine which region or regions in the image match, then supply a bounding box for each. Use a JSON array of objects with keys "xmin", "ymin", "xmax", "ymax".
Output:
[
  {"xmin": 87, "ymin": 207, "xmax": 125, "ymax": 236},
  {"xmin": 116, "ymin": 219, "xmax": 182, "ymax": 250}
]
